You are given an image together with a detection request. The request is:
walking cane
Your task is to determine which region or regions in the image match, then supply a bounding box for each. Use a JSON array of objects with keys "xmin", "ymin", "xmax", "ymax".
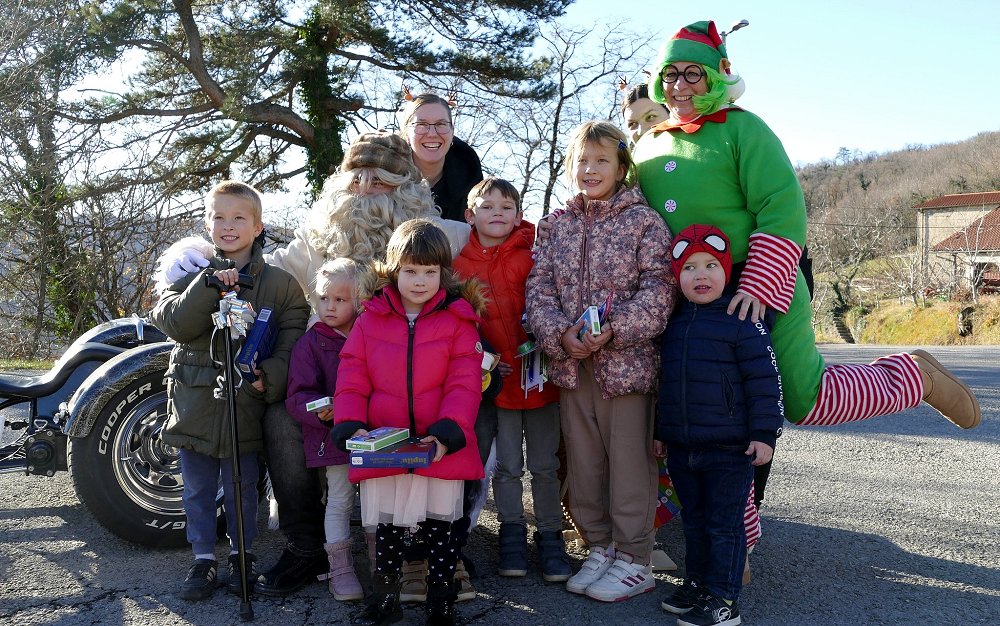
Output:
[{"xmin": 207, "ymin": 271, "xmax": 256, "ymax": 622}]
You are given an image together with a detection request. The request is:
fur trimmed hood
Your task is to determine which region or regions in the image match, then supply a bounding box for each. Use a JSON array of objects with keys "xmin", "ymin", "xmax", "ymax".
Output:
[{"xmin": 357, "ymin": 261, "xmax": 488, "ymax": 319}]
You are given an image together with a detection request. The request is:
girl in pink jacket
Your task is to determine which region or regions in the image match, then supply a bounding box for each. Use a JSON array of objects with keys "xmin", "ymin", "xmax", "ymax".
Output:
[{"xmin": 332, "ymin": 219, "xmax": 484, "ymax": 626}]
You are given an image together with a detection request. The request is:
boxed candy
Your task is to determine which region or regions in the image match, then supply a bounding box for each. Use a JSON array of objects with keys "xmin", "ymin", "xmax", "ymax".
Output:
[
  {"xmin": 345, "ymin": 426, "xmax": 409, "ymax": 452},
  {"xmin": 350, "ymin": 438, "xmax": 436, "ymax": 468}
]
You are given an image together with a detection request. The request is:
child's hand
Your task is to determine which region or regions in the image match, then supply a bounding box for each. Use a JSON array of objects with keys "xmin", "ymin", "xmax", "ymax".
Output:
[
  {"xmin": 250, "ymin": 377, "xmax": 264, "ymax": 393},
  {"xmin": 653, "ymin": 440, "xmax": 666, "ymax": 458},
  {"xmin": 420, "ymin": 435, "xmax": 448, "ymax": 462},
  {"xmin": 745, "ymin": 441, "xmax": 773, "ymax": 466},
  {"xmin": 728, "ymin": 290, "xmax": 766, "ymax": 322},
  {"xmin": 213, "ymin": 268, "xmax": 242, "ymax": 292},
  {"xmin": 497, "ymin": 361, "xmax": 514, "ymax": 378},
  {"xmin": 561, "ymin": 320, "xmax": 590, "ymax": 359},
  {"xmin": 581, "ymin": 321, "xmax": 613, "ymax": 353},
  {"xmin": 351, "ymin": 428, "xmax": 369, "ymax": 438},
  {"xmin": 316, "ymin": 407, "xmax": 334, "ymax": 422}
]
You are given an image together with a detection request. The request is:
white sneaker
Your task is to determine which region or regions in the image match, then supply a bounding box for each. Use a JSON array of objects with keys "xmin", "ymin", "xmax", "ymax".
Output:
[
  {"xmin": 565, "ymin": 546, "xmax": 614, "ymax": 594},
  {"xmin": 584, "ymin": 556, "xmax": 655, "ymax": 602}
]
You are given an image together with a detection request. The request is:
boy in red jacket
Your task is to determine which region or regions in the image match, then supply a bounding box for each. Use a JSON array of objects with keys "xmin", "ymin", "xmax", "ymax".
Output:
[{"xmin": 453, "ymin": 178, "xmax": 571, "ymax": 581}]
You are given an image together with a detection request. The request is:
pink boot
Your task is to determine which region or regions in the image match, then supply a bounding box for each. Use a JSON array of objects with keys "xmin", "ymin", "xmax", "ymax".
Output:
[{"xmin": 320, "ymin": 541, "xmax": 363, "ymax": 601}]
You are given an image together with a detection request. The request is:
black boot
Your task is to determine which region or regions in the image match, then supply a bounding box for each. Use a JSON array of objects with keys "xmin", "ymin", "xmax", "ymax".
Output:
[
  {"xmin": 256, "ymin": 548, "xmax": 327, "ymax": 596},
  {"xmin": 353, "ymin": 574, "xmax": 402, "ymax": 626},
  {"xmin": 534, "ymin": 530, "xmax": 571, "ymax": 582},
  {"xmin": 425, "ymin": 580, "xmax": 458, "ymax": 626},
  {"xmin": 497, "ymin": 523, "xmax": 528, "ymax": 577}
]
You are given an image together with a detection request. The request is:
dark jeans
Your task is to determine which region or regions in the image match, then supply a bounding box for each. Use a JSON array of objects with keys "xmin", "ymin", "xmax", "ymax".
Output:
[
  {"xmin": 667, "ymin": 443, "xmax": 753, "ymax": 602},
  {"xmin": 180, "ymin": 448, "xmax": 260, "ymax": 557},
  {"xmin": 262, "ymin": 402, "xmax": 325, "ymax": 556}
]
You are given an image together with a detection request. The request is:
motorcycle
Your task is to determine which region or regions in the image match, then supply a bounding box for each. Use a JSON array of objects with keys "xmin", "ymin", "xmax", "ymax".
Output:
[{"xmin": 0, "ymin": 316, "xmax": 215, "ymax": 547}]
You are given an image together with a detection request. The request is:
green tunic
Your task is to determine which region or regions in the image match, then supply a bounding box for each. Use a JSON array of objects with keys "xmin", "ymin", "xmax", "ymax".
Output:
[{"xmin": 635, "ymin": 109, "xmax": 824, "ymax": 422}]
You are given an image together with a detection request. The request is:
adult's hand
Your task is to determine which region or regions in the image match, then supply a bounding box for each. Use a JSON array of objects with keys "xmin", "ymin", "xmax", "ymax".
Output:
[
  {"xmin": 728, "ymin": 290, "xmax": 766, "ymax": 322},
  {"xmin": 165, "ymin": 248, "xmax": 210, "ymax": 284}
]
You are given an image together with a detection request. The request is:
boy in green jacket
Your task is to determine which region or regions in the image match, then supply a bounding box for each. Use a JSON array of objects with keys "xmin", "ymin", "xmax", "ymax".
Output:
[{"xmin": 150, "ymin": 181, "xmax": 309, "ymax": 601}]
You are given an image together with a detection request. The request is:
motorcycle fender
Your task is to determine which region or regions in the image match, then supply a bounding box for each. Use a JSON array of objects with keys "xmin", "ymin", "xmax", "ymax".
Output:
[{"xmin": 63, "ymin": 342, "xmax": 172, "ymax": 439}]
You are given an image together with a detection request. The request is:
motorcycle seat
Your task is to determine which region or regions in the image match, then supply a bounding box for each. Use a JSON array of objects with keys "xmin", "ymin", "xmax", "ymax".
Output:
[{"xmin": 0, "ymin": 343, "xmax": 125, "ymax": 398}]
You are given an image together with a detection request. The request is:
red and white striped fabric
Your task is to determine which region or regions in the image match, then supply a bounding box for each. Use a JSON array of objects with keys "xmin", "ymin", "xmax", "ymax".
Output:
[
  {"xmin": 738, "ymin": 232, "xmax": 803, "ymax": 314},
  {"xmin": 799, "ymin": 353, "xmax": 923, "ymax": 426},
  {"xmin": 744, "ymin": 485, "xmax": 761, "ymax": 550}
]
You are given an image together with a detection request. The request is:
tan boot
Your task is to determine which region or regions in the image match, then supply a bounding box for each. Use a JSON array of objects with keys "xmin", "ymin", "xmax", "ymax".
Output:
[
  {"xmin": 912, "ymin": 350, "xmax": 981, "ymax": 429},
  {"xmin": 320, "ymin": 541, "xmax": 364, "ymax": 601},
  {"xmin": 399, "ymin": 559, "xmax": 428, "ymax": 603},
  {"xmin": 742, "ymin": 554, "xmax": 751, "ymax": 585}
]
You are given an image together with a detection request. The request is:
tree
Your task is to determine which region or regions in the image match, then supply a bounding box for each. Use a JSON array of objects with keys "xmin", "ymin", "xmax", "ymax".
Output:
[{"xmin": 66, "ymin": 0, "xmax": 570, "ymax": 196}]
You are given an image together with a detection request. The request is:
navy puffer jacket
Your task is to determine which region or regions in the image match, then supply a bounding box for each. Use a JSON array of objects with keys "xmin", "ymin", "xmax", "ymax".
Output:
[{"xmin": 655, "ymin": 296, "xmax": 784, "ymax": 449}]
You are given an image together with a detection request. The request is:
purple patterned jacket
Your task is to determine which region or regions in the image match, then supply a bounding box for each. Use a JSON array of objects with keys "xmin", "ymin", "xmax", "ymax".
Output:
[{"xmin": 526, "ymin": 185, "xmax": 676, "ymax": 399}]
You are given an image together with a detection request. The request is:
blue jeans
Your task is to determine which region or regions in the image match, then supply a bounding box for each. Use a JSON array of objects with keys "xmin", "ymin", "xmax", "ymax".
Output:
[
  {"xmin": 262, "ymin": 402, "xmax": 326, "ymax": 556},
  {"xmin": 667, "ymin": 443, "xmax": 753, "ymax": 602},
  {"xmin": 180, "ymin": 448, "xmax": 259, "ymax": 557}
]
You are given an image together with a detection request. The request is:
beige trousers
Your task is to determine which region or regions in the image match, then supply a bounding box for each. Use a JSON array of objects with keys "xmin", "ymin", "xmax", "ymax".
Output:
[{"xmin": 560, "ymin": 359, "xmax": 657, "ymax": 561}]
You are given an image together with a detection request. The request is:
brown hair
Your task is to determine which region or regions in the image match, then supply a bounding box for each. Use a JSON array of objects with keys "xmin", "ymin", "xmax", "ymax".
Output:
[
  {"xmin": 401, "ymin": 93, "xmax": 454, "ymax": 128},
  {"xmin": 383, "ymin": 219, "xmax": 459, "ymax": 292},
  {"xmin": 205, "ymin": 180, "xmax": 263, "ymax": 224},
  {"xmin": 563, "ymin": 121, "xmax": 636, "ymax": 189},
  {"xmin": 466, "ymin": 177, "xmax": 521, "ymax": 212}
]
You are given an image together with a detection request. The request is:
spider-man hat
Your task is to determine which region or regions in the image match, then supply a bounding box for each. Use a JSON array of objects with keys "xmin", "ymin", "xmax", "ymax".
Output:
[{"xmin": 670, "ymin": 224, "xmax": 732, "ymax": 283}]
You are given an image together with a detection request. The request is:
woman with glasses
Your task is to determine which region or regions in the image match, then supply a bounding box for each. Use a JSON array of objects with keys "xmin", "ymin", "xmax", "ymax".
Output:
[{"xmin": 401, "ymin": 93, "xmax": 484, "ymax": 223}]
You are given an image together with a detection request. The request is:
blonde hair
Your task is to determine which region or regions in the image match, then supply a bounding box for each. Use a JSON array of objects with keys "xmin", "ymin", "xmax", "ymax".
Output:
[
  {"xmin": 383, "ymin": 219, "xmax": 459, "ymax": 292},
  {"xmin": 205, "ymin": 180, "xmax": 263, "ymax": 224},
  {"xmin": 563, "ymin": 121, "xmax": 636, "ymax": 190},
  {"xmin": 466, "ymin": 177, "xmax": 521, "ymax": 212},
  {"xmin": 303, "ymin": 167, "xmax": 439, "ymax": 266},
  {"xmin": 313, "ymin": 258, "xmax": 359, "ymax": 311}
]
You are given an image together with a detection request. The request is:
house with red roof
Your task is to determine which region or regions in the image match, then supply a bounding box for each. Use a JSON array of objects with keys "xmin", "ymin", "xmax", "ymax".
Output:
[{"xmin": 915, "ymin": 192, "xmax": 1000, "ymax": 292}]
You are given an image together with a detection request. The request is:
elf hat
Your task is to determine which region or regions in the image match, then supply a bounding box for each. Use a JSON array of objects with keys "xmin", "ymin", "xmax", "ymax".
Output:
[
  {"xmin": 649, "ymin": 20, "xmax": 745, "ymax": 105},
  {"xmin": 670, "ymin": 224, "xmax": 732, "ymax": 283},
  {"xmin": 341, "ymin": 132, "xmax": 422, "ymax": 181}
]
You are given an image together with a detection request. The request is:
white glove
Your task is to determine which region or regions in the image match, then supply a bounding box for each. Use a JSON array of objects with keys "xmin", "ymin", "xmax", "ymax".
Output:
[{"xmin": 166, "ymin": 248, "xmax": 210, "ymax": 284}]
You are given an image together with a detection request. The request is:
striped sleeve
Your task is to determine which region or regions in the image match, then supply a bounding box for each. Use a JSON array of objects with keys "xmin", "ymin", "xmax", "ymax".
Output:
[{"xmin": 737, "ymin": 232, "xmax": 802, "ymax": 313}]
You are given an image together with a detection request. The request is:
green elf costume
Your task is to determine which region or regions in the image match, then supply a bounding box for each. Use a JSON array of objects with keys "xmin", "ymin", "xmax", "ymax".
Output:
[{"xmin": 634, "ymin": 20, "xmax": 979, "ymax": 430}]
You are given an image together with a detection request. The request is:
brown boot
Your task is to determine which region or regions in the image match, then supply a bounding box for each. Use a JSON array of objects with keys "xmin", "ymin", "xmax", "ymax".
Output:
[
  {"xmin": 399, "ymin": 560, "xmax": 428, "ymax": 603},
  {"xmin": 912, "ymin": 350, "xmax": 981, "ymax": 429},
  {"xmin": 320, "ymin": 541, "xmax": 364, "ymax": 601}
]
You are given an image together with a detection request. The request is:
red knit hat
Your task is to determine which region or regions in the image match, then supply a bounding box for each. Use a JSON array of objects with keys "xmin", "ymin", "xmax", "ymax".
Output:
[{"xmin": 670, "ymin": 224, "xmax": 732, "ymax": 283}]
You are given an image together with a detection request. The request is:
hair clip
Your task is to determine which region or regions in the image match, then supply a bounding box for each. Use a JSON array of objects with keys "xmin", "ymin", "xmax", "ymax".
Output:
[{"xmin": 618, "ymin": 139, "xmax": 627, "ymax": 150}]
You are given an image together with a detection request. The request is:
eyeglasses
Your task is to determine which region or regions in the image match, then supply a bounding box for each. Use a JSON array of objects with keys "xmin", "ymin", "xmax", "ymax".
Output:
[
  {"xmin": 660, "ymin": 64, "xmax": 706, "ymax": 86},
  {"xmin": 409, "ymin": 121, "xmax": 452, "ymax": 135}
]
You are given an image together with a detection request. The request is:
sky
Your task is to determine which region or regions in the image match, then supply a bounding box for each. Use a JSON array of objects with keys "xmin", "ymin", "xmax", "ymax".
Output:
[{"xmin": 560, "ymin": 0, "xmax": 1000, "ymax": 166}]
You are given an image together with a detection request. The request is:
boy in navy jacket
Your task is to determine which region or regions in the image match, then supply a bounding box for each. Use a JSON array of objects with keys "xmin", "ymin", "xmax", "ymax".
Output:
[{"xmin": 654, "ymin": 224, "xmax": 783, "ymax": 626}]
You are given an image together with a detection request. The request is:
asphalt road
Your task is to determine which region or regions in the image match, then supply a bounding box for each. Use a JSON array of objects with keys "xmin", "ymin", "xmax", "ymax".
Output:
[{"xmin": 1, "ymin": 345, "xmax": 997, "ymax": 625}]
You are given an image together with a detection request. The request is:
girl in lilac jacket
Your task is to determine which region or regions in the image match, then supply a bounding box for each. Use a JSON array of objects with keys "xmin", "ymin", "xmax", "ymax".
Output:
[
  {"xmin": 285, "ymin": 258, "xmax": 363, "ymax": 601},
  {"xmin": 331, "ymin": 219, "xmax": 485, "ymax": 625}
]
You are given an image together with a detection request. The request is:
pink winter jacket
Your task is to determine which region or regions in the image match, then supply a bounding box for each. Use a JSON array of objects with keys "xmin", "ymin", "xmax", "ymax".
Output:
[
  {"xmin": 332, "ymin": 275, "xmax": 486, "ymax": 483},
  {"xmin": 526, "ymin": 185, "xmax": 676, "ymax": 398}
]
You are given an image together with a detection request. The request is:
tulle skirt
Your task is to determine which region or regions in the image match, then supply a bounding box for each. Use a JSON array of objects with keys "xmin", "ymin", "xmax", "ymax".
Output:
[{"xmin": 360, "ymin": 474, "xmax": 464, "ymax": 528}]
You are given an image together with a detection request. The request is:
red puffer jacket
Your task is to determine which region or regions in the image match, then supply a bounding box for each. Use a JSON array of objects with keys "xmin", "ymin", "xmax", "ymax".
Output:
[
  {"xmin": 454, "ymin": 221, "xmax": 560, "ymax": 410},
  {"xmin": 333, "ymin": 273, "xmax": 486, "ymax": 483}
]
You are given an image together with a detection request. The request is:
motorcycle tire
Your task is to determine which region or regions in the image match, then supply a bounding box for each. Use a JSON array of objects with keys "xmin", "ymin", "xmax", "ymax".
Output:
[{"xmin": 68, "ymin": 371, "xmax": 221, "ymax": 547}]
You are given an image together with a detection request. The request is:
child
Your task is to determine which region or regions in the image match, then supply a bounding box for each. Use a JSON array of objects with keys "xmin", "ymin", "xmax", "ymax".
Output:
[
  {"xmin": 453, "ymin": 178, "xmax": 569, "ymax": 581},
  {"xmin": 150, "ymin": 180, "xmax": 309, "ymax": 601},
  {"xmin": 285, "ymin": 259, "xmax": 363, "ymax": 601},
  {"xmin": 331, "ymin": 219, "xmax": 484, "ymax": 626},
  {"xmin": 525, "ymin": 121, "xmax": 675, "ymax": 602},
  {"xmin": 654, "ymin": 224, "xmax": 784, "ymax": 626}
]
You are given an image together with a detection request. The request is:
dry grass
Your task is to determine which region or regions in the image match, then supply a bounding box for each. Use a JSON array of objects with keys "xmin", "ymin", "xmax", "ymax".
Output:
[{"xmin": 857, "ymin": 296, "xmax": 1000, "ymax": 345}]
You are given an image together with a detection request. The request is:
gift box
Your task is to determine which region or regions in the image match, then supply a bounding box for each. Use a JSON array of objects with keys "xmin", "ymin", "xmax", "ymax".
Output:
[
  {"xmin": 345, "ymin": 426, "xmax": 409, "ymax": 452},
  {"xmin": 350, "ymin": 438, "xmax": 436, "ymax": 468},
  {"xmin": 236, "ymin": 307, "xmax": 276, "ymax": 382}
]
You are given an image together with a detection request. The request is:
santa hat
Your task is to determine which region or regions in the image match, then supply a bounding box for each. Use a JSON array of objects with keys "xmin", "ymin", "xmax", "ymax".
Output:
[
  {"xmin": 650, "ymin": 20, "xmax": 746, "ymax": 105},
  {"xmin": 340, "ymin": 132, "xmax": 422, "ymax": 182},
  {"xmin": 670, "ymin": 224, "xmax": 733, "ymax": 283}
]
